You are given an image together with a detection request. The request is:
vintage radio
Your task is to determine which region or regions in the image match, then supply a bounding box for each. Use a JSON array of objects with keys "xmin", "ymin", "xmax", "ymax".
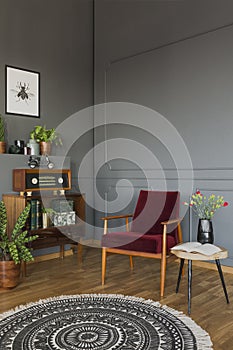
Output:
[{"xmin": 13, "ymin": 168, "xmax": 71, "ymax": 193}]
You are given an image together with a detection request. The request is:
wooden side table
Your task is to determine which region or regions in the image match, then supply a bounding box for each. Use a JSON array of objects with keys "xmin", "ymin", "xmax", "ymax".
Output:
[{"xmin": 171, "ymin": 246, "xmax": 229, "ymax": 314}]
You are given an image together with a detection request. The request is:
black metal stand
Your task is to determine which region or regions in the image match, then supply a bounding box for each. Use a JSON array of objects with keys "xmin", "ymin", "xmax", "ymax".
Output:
[
  {"xmin": 215, "ymin": 259, "xmax": 229, "ymax": 304},
  {"xmin": 176, "ymin": 258, "xmax": 184, "ymax": 293},
  {"xmin": 188, "ymin": 260, "xmax": 192, "ymax": 315},
  {"xmin": 176, "ymin": 257, "xmax": 229, "ymax": 315}
]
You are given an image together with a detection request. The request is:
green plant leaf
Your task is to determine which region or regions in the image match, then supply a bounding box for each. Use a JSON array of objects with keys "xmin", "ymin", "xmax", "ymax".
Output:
[{"xmin": 12, "ymin": 204, "xmax": 31, "ymax": 239}]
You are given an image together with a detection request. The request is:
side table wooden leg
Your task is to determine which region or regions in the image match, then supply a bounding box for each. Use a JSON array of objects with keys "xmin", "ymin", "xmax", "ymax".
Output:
[
  {"xmin": 215, "ymin": 259, "xmax": 229, "ymax": 304},
  {"xmin": 188, "ymin": 260, "xmax": 192, "ymax": 315},
  {"xmin": 176, "ymin": 258, "xmax": 185, "ymax": 293}
]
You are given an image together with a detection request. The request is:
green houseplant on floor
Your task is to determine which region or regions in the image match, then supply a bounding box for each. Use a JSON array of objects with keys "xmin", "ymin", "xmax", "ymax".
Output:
[{"xmin": 0, "ymin": 201, "xmax": 38, "ymax": 288}]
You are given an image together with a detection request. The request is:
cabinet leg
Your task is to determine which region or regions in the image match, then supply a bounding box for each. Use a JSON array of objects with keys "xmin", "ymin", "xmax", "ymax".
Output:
[
  {"xmin": 77, "ymin": 243, "xmax": 83, "ymax": 264},
  {"xmin": 21, "ymin": 261, "xmax": 27, "ymax": 277},
  {"xmin": 215, "ymin": 259, "xmax": 229, "ymax": 304},
  {"xmin": 60, "ymin": 245, "xmax": 64, "ymax": 259}
]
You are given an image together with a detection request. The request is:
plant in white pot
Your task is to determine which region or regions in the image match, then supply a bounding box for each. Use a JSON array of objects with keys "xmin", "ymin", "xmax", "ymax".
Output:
[
  {"xmin": 0, "ymin": 201, "xmax": 38, "ymax": 288},
  {"xmin": 0, "ymin": 114, "xmax": 6, "ymax": 154},
  {"xmin": 30, "ymin": 125, "xmax": 62, "ymax": 155},
  {"xmin": 41, "ymin": 207, "xmax": 56, "ymax": 228}
]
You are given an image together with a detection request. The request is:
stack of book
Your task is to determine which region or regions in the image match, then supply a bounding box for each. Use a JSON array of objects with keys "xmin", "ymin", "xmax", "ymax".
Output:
[{"xmin": 30, "ymin": 199, "xmax": 42, "ymax": 230}]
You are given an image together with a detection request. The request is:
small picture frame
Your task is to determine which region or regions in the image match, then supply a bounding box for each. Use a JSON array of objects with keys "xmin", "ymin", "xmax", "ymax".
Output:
[{"xmin": 5, "ymin": 65, "xmax": 40, "ymax": 118}]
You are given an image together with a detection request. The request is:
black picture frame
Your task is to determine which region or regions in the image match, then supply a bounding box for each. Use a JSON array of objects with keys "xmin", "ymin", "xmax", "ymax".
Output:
[{"xmin": 5, "ymin": 65, "xmax": 40, "ymax": 118}]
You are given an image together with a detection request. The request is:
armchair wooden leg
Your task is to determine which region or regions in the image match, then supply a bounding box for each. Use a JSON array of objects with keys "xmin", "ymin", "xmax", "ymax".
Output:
[
  {"xmin": 160, "ymin": 254, "xmax": 166, "ymax": 297},
  {"xmin": 102, "ymin": 248, "xmax": 107, "ymax": 285},
  {"xmin": 129, "ymin": 256, "xmax": 133, "ymax": 269},
  {"xmin": 160, "ymin": 224, "xmax": 167, "ymax": 297}
]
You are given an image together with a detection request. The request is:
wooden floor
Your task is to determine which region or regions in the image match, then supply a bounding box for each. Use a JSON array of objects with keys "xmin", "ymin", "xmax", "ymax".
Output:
[{"xmin": 0, "ymin": 247, "xmax": 233, "ymax": 349}]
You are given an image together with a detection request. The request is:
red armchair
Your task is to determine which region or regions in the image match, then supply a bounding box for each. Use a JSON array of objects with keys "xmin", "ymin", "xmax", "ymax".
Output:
[{"xmin": 101, "ymin": 190, "xmax": 183, "ymax": 297}]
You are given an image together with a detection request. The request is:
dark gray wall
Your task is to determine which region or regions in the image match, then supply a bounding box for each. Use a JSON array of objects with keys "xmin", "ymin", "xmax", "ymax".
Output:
[
  {"xmin": 0, "ymin": 0, "xmax": 94, "ymax": 227},
  {"xmin": 94, "ymin": 0, "xmax": 233, "ymax": 265},
  {"xmin": 0, "ymin": 0, "xmax": 93, "ymax": 145}
]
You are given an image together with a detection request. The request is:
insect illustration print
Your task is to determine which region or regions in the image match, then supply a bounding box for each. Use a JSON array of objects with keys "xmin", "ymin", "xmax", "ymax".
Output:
[{"xmin": 11, "ymin": 81, "xmax": 35, "ymax": 104}]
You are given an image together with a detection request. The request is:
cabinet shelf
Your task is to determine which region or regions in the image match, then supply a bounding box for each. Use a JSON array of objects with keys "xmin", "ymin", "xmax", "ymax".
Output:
[{"xmin": 2, "ymin": 192, "xmax": 85, "ymax": 259}]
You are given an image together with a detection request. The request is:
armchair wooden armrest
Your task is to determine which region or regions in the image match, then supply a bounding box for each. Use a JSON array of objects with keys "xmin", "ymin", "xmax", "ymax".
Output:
[
  {"xmin": 161, "ymin": 218, "xmax": 181, "ymax": 225},
  {"xmin": 101, "ymin": 214, "xmax": 133, "ymax": 221},
  {"xmin": 161, "ymin": 218, "xmax": 183, "ymax": 245},
  {"xmin": 101, "ymin": 214, "xmax": 133, "ymax": 234}
]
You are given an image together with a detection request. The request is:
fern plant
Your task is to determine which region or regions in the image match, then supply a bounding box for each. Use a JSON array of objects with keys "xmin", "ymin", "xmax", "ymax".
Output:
[{"xmin": 0, "ymin": 201, "xmax": 38, "ymax": 264}]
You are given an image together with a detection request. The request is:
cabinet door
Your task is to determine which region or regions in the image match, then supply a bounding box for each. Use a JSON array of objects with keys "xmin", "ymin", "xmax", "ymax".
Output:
[{"xmin": 2, "ymin": 195, "xmax": 26, "ymax": 234}]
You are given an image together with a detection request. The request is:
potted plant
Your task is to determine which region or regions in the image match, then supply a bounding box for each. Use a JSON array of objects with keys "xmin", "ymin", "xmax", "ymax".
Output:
[
  {"xmin": 183, "ymin": 190, "xmax": 229, "ymax": 244},
  {"xmin": 0, "ymin": 201, "xmax": 38, "ymax": 288},
  {"xmin": 0, "ymin": 114, "xmax": 6, "ymax": 154},
  {"xmin": 30, "ymin": 125, "xmax": 62, "ymax": 155},
  {"xmin": 41, "ymin": 207, "xmax": 56, "ymax": 228}
]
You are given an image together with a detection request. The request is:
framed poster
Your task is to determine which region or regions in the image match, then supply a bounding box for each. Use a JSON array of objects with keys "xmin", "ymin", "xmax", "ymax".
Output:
[{"xmin": 5, "ymin": 65, "xmax": 40, "ymax": 118}]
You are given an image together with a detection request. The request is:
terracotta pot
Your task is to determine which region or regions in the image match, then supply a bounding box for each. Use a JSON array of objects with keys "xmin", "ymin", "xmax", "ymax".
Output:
[
  {"xmin": 0, "ymin": 141, "xmax": 6, "ymax": 154},
  {"xmin": 40, "ymin": 141, "xmax": 51, "ymax": 155},
  {"xmin": 0, "ymin": 261, "xmax": 21, "ymax": 289}
]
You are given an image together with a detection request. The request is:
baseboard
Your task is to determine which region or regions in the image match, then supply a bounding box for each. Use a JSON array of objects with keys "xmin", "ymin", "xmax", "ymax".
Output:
[
  {"xmin": 175, "ymin": 258, "xmax": 233, "ymax": 274},
  {"xmin": 30, "ymin": 249, "xmax": 74, "ymax": 264},
  {"xmin": 192, "ymin": 260, "xmax": 233, "ymax": 274},
  {"xmin": 80, "ymin": 239, "xmax": 101, "ymax": 248}
]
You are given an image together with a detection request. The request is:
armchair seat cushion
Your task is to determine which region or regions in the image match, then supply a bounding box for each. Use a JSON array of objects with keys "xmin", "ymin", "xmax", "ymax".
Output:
[{"xmin": 101, "ymin": 231, "xmax": 177, "ymax": 254}]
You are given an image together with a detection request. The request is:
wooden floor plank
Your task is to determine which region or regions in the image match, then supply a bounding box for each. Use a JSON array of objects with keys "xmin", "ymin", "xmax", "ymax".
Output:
[{"xmin": 0, "ymin": 247, "xmax": 232, "ymax": 350}]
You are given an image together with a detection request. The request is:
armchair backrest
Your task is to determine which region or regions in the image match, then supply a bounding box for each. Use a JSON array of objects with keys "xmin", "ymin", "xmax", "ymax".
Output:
[{"xmin": 131, "ymin": 190, "xmax": 180, "ymax": 236}]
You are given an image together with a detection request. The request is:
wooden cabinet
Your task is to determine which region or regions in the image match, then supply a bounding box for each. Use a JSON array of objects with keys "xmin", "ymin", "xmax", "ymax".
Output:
[{"xmin": 2, "ymin": 192, "xmax": 85, "ymax": 260}]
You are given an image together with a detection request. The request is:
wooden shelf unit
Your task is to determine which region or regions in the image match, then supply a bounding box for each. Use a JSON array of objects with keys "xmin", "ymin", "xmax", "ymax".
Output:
[{"xmin": 2, "ymin": 192, "xmax": 85, "ymax": 261}]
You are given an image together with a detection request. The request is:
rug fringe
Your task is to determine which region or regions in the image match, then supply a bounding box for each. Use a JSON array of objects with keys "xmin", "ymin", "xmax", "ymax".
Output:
[{"xmin": 0, "ymin": 293, "xmax": 213, "ymax": 349}]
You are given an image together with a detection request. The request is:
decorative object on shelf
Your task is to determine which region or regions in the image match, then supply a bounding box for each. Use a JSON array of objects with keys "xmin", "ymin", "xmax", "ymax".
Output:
[
  {"xmin": 44, "ymin": 154, "xmax": 54, "ymax": 169},
  {"xmin": 24, "ymin": 146, "xmax": 31, "ymax": 155},
  {"xmin": 8, "ymin": 144, "xmax": 21, "ymax": 154},
  {"xmin": 27, "ymin": 139, "xmax": 40, "ymax": 155},
  {"xmin": 53, "ymin": 211, "xmax": 76, "ymax": 226},
  {"xmin": 30, "ymin": 125, "xmax": 62, "ymax": 155},
  {"xmin": 183, "ymin": 190, "xmax": 229, "ymax": 244},
  {"xmin": 14, "ymin": 140, "xmax": 25, "ymax": 154},
  {"xmin": 28, "ymin": 156, "xmax": 40, "ymax": 169},
  {"xmin": 0, "ymin": 114, "xmax": 6, "ymax": 154},
  {"xmin": 41, "ymin": 207, "xmax": 55, "ymax": 229},
  {"xmin": 0, "ymin": 201, "xmax": 38, "ymax": 288},
  {"xmin": 0, "ymin": 294, "xmax": 213, "ymax": 349},
  {"xmin": 5, "ymin": 65, "xmax": 40, "ymax": 118},
  {"xmin": 13, "ymin": 168, "xmax": 71, "ymax": 192}
]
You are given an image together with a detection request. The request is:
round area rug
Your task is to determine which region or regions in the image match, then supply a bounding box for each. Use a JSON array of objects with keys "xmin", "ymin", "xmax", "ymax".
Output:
[{"xmin": 0, "ymin": 294, "xmax": 212, "ymax": 350}]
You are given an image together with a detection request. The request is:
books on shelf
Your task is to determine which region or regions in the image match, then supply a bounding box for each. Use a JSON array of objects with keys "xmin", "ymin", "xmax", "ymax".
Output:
[
  {"xmin": 29, "ymin": 198, "xmax": 76, "ymax": 230},
  {"xmin": 171, "ymin": 242, "xmax": 222, "ymax": 256},
  {"xmin": 30, "ymin": 199, "xmax": 42, "ymax": 230}
]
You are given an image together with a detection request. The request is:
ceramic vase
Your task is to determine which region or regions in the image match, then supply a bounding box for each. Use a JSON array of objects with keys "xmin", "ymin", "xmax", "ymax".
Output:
[
  {"xmin": 40, "ymin": 141, "xmax": 51, "ymax": 156},
  {"xmin": 197, "ymin": 219, "xmax": 214, "ymax": 244}
]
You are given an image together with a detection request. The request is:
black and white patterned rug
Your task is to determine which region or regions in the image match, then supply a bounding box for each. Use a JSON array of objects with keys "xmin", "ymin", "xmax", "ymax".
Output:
[{"xmin": 0, "ymin": 294, "xmax": 212, "ymax": 349}]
